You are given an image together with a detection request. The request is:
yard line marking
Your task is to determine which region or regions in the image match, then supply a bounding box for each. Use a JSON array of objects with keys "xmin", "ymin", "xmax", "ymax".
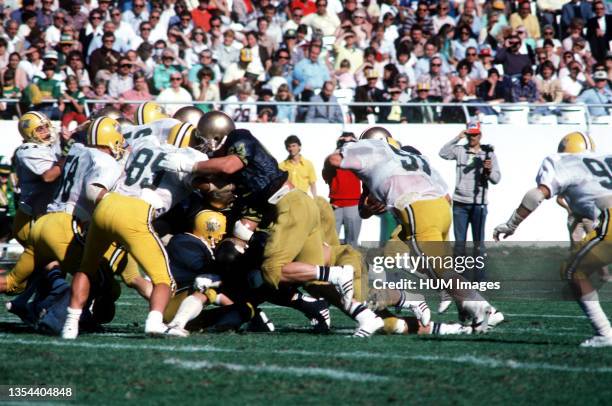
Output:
[
  {"xmin": 1, "ymin": 336, "xmax": 611, "ymax": 374},
  {"xmin": 163, "ymin": 358, "xmax": 390, "ymax": 382},
  {"xmin": 505, "ymin": 313, "xmax": 586, "ymax": 319}
]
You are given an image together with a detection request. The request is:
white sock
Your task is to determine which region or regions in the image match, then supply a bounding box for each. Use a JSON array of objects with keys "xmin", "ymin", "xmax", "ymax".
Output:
[
  {"xmin": 66, "ymin": 307, "xmax": 82, "ymax": 320},
  {"xmin": 431, "ymin": 322, "xmax": 463, "ymax": 335},
  {"xmin": 171, "ymin": 295, "xmax": 204, "ymax": 329},
  {"xmin": 146, "ymin": 310, "xmax": 164, "ymax": 327},
  {"xmin": 327, "ymin": 266, "xmax": 346, "ymax": 284},
  {"xmin": 579, "ymin": 291, "xmax": 612, "ymax": 337}
]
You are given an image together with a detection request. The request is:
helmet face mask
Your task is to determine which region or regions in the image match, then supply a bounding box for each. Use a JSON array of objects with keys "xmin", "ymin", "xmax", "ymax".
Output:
[
  {"xmin": 18, "ymin": 112, "xmax": 56, "ymax": 145},
  {"xmin": 195, "ymin": 111, "xmax": 235, "ymax": 156}
]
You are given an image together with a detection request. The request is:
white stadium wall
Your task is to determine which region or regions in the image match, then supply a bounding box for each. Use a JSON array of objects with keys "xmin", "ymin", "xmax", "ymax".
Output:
[{"xmin": 1, "ymin": 121, "xmax": 610, "ymax": 242}]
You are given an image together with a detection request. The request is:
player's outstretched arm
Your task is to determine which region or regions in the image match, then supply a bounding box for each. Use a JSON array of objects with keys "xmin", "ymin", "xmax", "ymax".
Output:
[{"xmin": 493, "ymin": 185, "xmax": 551, "ymax": 241}]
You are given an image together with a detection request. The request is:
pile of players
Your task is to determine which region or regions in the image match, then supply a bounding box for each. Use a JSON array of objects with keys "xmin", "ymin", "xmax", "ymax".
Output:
[{"xmin": 0, "ymin": 103, "xmax": 610, "ymax": 347}]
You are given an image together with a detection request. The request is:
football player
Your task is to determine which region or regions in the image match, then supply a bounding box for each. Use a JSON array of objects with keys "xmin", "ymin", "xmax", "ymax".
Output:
[
  {"xmin": 0, "ymin": 112, "xmax": 64, "ymax": 294},
  {"xmin": 62, "ymin": 122, "xmax": 209, "ymax": 339},
  {"xmin": 494, "ymin": 132, "xmax": 612, "ymax": 347},
  {"xmin": 325, "ymin": 127, "xmax": 503, "ymax": 332},
  {"xmin": 158, "ymin": 112, "xmax": 356, "ymax": 315},
  {"xmin": 121, "ymin": 102, "xmax": 180, "ymax": 145}
]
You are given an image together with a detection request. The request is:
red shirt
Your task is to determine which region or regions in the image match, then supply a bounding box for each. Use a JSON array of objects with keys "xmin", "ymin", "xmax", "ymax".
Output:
[
  {"xmin": 328, "ymin": 169, "xmax": 361, "ymax": 207},
  {"xmin": 291, "ymin": 0, "xmax": 317, "ymax": 16},
  {"xmin": 192, "ymin": 8, "xmax": 212, "ymax": 31}
]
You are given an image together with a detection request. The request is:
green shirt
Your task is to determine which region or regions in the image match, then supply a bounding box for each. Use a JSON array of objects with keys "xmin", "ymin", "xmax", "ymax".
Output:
[
  {"xmin": 33, "ymin": 77, "xmax": 62, "ymax": 101},
  {"xmin": 63, "ymin": 90, "xmax": 86, "ymax": 114}
]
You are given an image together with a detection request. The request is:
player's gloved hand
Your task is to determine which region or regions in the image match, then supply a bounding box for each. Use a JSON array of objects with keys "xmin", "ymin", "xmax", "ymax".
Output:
[
  {"xmin": 158, "ymin": 152, "xmax": 196, "ymax": 173},
  {"xmin": 194, "ymin": 274, "xmax": 222, "ymax": 292},
  {"xmin": 493, "ymin": 210, "xmax": 524, "ymax": 241}
]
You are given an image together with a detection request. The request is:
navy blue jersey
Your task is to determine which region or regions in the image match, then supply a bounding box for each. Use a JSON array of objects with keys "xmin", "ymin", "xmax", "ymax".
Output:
[
  {"xmin": 223, "ymin": 129, "xmax": 288, "ymax": 205},
  {"xmin": 167, "ymin": 233, "xmax": 215, "ymax": 291}
]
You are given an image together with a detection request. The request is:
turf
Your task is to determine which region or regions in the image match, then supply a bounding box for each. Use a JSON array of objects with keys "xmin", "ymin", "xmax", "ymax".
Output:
[{"xmin": 1, "ymin": 291, "xmax": 612, "ymax": 405}]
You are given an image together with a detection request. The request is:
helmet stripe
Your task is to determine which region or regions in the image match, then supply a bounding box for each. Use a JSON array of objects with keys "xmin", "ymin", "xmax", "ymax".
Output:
[
  {"xmin": 90, "ymin": 117, "xmax": 102, "ymax": 146},
  {"xmin": 137, "ymin": 103, "xmax": 145, "ymax": 125},
  {"xmin": 174, "ymin": 123, "xmax": 190, "ymax": 147},
  {"xmin": 580, "ymin": 132, "xmax": 592, "ymax": 151}
]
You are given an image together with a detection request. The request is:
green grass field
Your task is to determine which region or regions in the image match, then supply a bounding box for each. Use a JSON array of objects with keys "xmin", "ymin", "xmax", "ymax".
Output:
[{"xmin": 1, "ymin": 290, "xmax": 612, "ymax": 405}]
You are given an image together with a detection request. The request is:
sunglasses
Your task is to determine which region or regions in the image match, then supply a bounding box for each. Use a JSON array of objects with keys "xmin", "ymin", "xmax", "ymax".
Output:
[
  {"xmin": 141, "ymin": 27, "xmax": 151, "ymax": 31},
  {"xmin": 544, "ymin": 31, "xmax": 553, "ymax": 35},
  {"xmin": 467, "ymin": 52, "xmax": 477, "ymax": 56},
  {"xmin": 91, "ymin": 16, "xmax": 102, "ymax": 20},
  {"xmin": 134, "ymin": 4, "xmax": 145, "ymax": 7},
  {"xmin": 171, "ymin": 77, "xmax": 182, "ymax": 81},
  {"xmin": 211, "ymin": 24, "xmax": 221, "ymax": 28},
  {"xmin": 120, "ymin": 64, "xmax": 130, "ymax": 68},
  {"xmin": 150, "ymin": 15, "xmax": 160, "ymax": 19},
  {"xmin": 278, "ymin": 55, "xmax": 289, "ymax": 59},
  {"xmin": 431, "ymin": 63, "xmax": 442, "ymax": 67},
  {"xmin": 163, "ymin": 56, "xmax": 174, "ymax": 60}
]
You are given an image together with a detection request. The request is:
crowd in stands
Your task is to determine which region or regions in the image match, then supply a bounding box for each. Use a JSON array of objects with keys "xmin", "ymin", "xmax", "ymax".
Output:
[{"xmin": 0, "ymin": 0, "xmax": 611, "ymax": 125}]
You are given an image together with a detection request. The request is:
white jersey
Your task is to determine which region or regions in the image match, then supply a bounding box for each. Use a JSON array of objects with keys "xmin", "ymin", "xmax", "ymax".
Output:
[
  {"xmin": 121, "ymin": 118, "xmax": 180, "ymax": 146},
  {"xmin": 47, "ymin": 143, "xmax": 123, "ymax": 222},
  {"xmin": 536, "ymin": 152, "xmax": 612, "ymax": 220},
  {"xmin": 112, "ymin": 136, "xmax": 207, "ymax": 216},
  {"xmin": 340, "ymin": 139, "xmax": 448, "ymax": 208},
  {"xmin": 14, "ymin": 142, "xmax": 60, "ymax": 216}
]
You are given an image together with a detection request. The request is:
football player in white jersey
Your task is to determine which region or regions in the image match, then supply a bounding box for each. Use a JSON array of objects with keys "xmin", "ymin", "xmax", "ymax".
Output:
[
  {"xmin": 494, "ymin": 132, "xmax": 612, "ymax": 347},
  {"xmin": 0, "ymin": 112, "xmax": 64, "ymax": 294},
  {"xmin": 62, "ymin": 122, "xmax": 209, "ymax": 339},
  {"xmin": 326, "ymin": 127, "xmax": 503, "ymax": 332}
]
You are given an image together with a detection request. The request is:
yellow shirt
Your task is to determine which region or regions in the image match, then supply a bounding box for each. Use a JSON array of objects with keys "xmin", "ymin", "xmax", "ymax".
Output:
[{"xmin": 278, "ymin": 156, "xmax": 316, "ymax": 194}]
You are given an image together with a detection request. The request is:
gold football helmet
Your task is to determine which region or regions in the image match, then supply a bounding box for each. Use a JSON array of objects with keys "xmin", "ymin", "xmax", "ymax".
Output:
[
  {"xmin": 134, "ymin": 101, "xmax": 168, "ymax": 125},
  {"xmin": 360, "ymin": 126, "xmax": 401, "ymax": 148},
  {"xmin": 557, "ymin": 132, "xmax": 595, "ymax": 153},
  {"xmin": 194, "ymin": 210, "xmax": 227, "ymax": 247},
  {"xmin": 167, "ymin": 122, "xmax": 196, "ymax": 148},
  {"xmin": 18, "ymin": 111, "xmax": 54, "ymax": 145},
  {"xmin": 194, "ymin": 111, "xmax": 236, "ymax": 154},
  {"xmin": 173, "ymin": 106, "xmax": 204, "ymax": 127},
  {"xmin": 87, "ymin": 116, "xmax": 126, "ymax": 160}
]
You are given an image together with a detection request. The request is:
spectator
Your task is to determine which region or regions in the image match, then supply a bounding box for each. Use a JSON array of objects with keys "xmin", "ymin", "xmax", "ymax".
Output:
[
  {"xmin": 59, "ymin": 75, "xmax": 87, "ymax": 129},
  {"xmin": 66, "ymin": 0, "xmax": 89, "ymax": 33},
  {"xmin": 108, "ymin": 58, "xmax": 134, "ymax": 98},
  {"xmin": 536, "ymin": 60, "xmax": 564, "ymax": 102},
  {"xmin": 510, "ymin": 0, "xmax": 541, "ymax": 40},
  {"xmin": 244, "ymin": 31, "xmax": 270, "ymax": 77},
  {"xmin": 494, "ymin": 34, "xmax": 533, "ymax": 76},
  {"xmin": 301, "ymin": 0, "xmax": 341, "ymax": 36},
  {"xmin": 157, "ymin": 72, "xmax": 193, "ymax": 116},
  {"xmin": 184, "ymin": 28, "xmax": 208, "ymax": 68},
  {"xmin": 440, "ymin": 84, "xmax": 469, "ymax": 123},
  {"xmin": 267, "ymin": 64, "xmax": 289, "ymax": 95},
  {"xmin": 188, "ymin": 49, "xmax": 221, "ymax": 86},
  {"xmin": 80, "ymin": 8, "xmax": 105, "ymax": 59},
  {"xmin": 16, "ymin": 47, "xmax": 44, "ymax": 90},
  {"xmin": 256, "ymin": 88, "xmax": 278, "ymax": 121},
  {"xmin": 32, "ymin": 62, "xmax": 62, "ymax": 119},
  {"xmin": 132, "ymin": 22, "xmax": 154, "ymax": 51},
  {"xmin": 335, "ymin": 59, "xmax": 357, "ymax": 89},
  {"xmin": 119, "ymin": 71, "xmax": 152, "ymax": 119},
  {"xmin": 477, "ymin": 68, "xmax": 507, "ymax": 102},
  {"xmin": 586, "ymin": 1, "xmax": 612, "ymax": 63},
  {"xmin": 0, "ymin": 156, "xmax": 16, "ymax": 242},
  {"xmin": 451, "ymin": 60, "xmax": 477, "ymax": 96},
  {"xmin": 379, "ymin": 86, "xmax": 408, "ymax": 123},
  {"xmin": 221, "ymin": 48, "xmax": 253, "ymax": 98},
  {"xmin": 4, "ymin": 21, "xmax": 21, "ymax": 54},
  {"xmin": 439, "ymin": 122, "xmax": 501, "ymax": 255},
  {"xmin": 420, "ymin": 56, "xmax": 452, "ymax": 102},
  {"xmin": 192, "ymin": 66, "xmax": 220, "ymax": 112},
  {"xmin": 511, "ymin": 66, "xmax": 539, "ymax": 102},
  {"xmin": 153, "ymin": 49, "xmax": 180, "ymax": 94},
  {"xmin": 334, "ymin": 30, "xmax": 363, "ymax": 74},
  {"xmin": 292, "ymin": 44, "xmax": 330, "ymax": 95},
  {"xmin": 89, "ymin": 32, "xmax": 121, "ymax": 80},
  {"xmin": 87, "ymin": 79, "xmax": 115, "ymax": 113},
  {"xmin": 275, "ymin": 83, "xmax": 297, "ymax": 123},
  {"xmin": 110, "ymin": 7, "xmax": 138, "ymax": 52},
  {"xmin": 45, "ymin": 9, "xmax": 68, "ymax": 48},
  {"xmin": 537, "ymin": 24, "xmax": 563, "ymax": 49},
  {"xmin": 278, "ymin": 135, "xmax": 317, "ymax": 196},
  {"xmin": 223, "ymin": 83, "xmax": 257, "ymax": 122},
  {"xmin": 403, "ymin": 1, "xmax": 434, "ymax": 36},
  {"xmin": 452, "ymin": 24, "xmax": 478, "ymax": 61},
  {"xmin": 214, "ymin": 29, "xmax": 240, "ymax": 73},
  {"xmin": 0, "ymin": 68, "xmax": 20, "ymax": 119},
  {"xmin": 433, "ymin": 1, "xmax": 456, "ymax": 34},
  {"xmin": 306, "ymin": 80, "xmax": 343, "ymax": 123},
  {"xmin": 562, "ymin": 0, "xmax": 593, "ymax": 35},
  {"xmin": 274, "ymin": 47, "xmax": 294, "ymax": 78},
  {"xmin": 561, "ymin": 61, "xmax": 585, "ymax": 101},
  {"xmin": 577, "ymin": 70, "xmax": 612, "ymax": 116},
  {"xmin": 64, "ymin": 51, "xmax": 91, "ymax": 91},
  {"xmin": 406, "ymin": 82, "xmax": 438, "ymax": 123},
  {"xmin": 353, "ymin": 69, "xmax": 384, "ymax": 122},
  {"xmin": 123, "ymin": 0, "xmax": 150, "ymax": 34},
  {"xmin": 192, "ymin": 0, "xmax": 213, "ymax": 32},
  {"xmin": 322, "ymin": 132, "xmax": 362, "ymax": 247}
]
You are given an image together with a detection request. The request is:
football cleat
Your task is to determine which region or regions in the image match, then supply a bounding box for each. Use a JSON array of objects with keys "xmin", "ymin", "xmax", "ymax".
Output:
[
  {"xmin": 61, "ymin": 318, "xmax": 79, "ymax": 340},
  {"xmin": 438, "ymin": 290, "xmax": 452, "ymax": 314},
  {"xmin": 353, "ymin": 313, "xmax": 384, "ymax": 337},
  {"xmin": 305, "ymin": 299, "xmax": 331, "ymax": 333},
  {"xmin": 165, "ymin": 323, "xmax": 190, "ymax": 337},
  {"xmin": 331, "ymin": 265, "xmax": 354, "ymax": 310},
  {"xmin": 580, "ymin": 334, "xmax": 612, "ymax": 348},
  {"xmin": 488, "ymin": 308, "xmax": 505, "ymax": 327},
  {"xmin": 407, "ymin": 300, "xmax": 431, "ymax": 326},
  {"xmin": 145, "ymin": 320, "xmax": 189, "ymax": 337},
  {"xmin": 246, "ymin": 310, "xmax": 275, "ymax": 332}
]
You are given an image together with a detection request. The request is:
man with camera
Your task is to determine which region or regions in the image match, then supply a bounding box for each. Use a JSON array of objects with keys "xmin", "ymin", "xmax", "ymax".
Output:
[{"xmin": 439, "ymin": 121, "xmax": 500, "ymax": 299}]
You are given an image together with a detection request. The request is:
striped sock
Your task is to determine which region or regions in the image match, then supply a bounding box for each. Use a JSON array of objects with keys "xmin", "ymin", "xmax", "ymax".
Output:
[{"xmin": 317, "ymin": 266, "xmax": 330, "ymax": 281}]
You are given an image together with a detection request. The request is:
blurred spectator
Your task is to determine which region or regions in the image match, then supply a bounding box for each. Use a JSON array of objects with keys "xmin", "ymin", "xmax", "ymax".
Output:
[
  {"xmin": 0, "ymin": 156, "xmax": 16, "ymax": 243},
  {"xmin": 452, "ymin": 24, "xmax": 478, "ymax": 61},
  {"xmin": 292, "ymin": 43, "xmax": 330, "ymax": 95},
  {"xmin": 578, "ymin": 70, "xmax": 612, "ymax": 116},
  {"xmin": 561, "ymin": 61, "xmax": 585, "ymax": 101},
  {"xmin": 223, "ymin": 83, "xmax": 257, "ymax": 122},
  {"xmin": 278, "ymin": 135, "xmax": 317, "ymax": 196},
  {"xmin": 87, "ymin": 79, "xmax": 115, "ymax": 113},
  {"xmin": 302, "ymin": 0, "xmax": 341, "ymax": 36},
  {"xmin": 16, "ymin": 47, "xmax": 44, "ymax": 90},
  {"xmin": 184, "ymin": 28, "xmax": 209, "ymax": 68},
  {"xmin": 1, "ymin": 68, "xmax": 20, "ymax": 119},
  {"xmin": 157, "ymin": 72, "xmax": 193, "ymax": 116},
  {"xmin": 510, "ymin": 1, "xmax": 541, "ymax": 40},
  {"xmin": 562, "ymin": 0, "xmax": 593, "ymax": 35},
  {"xmin": 123, "ymin": 0, "xmax": 150, "ymax": 34},
  {"xmin": 64, "ymin": 51, "xmax": 91, "ymax": 91},
  {"xmin": 536, "ymin": 61, "xmax": 564, "ymax": 102},
  {"xmin": 244, "ymin": 31, "xmax": 270, "ymax": 77},
  {"xmin": 433, "ymin": 1, "xmax": 455, "ymax": 34},
  {"xmin": 267, "ymin": 64, "xmax": 289, "ymax": 95},
  {"xmin": 452, "ymin": 59, "xmax": 477, "ymax": 96},
  {"xmin": 46, "ymin": 9, "xmax": 68, "ymax": 48},
  {"xmin": 192, "ymin": 66, "xmax": 220, "ymax": 112},
  {"xmin": 379, "ymin": 86, "xmax": 408, "ymax": 123},
  {"xmin": 80, "ymin": 8, "xmax": 105, "ymax": 58},
  {"xmin": 512, "ymin": 66, "xmax": 539, "ymax": 102},
  {"xmin": 33, "ymin": 62, "xmax": 62, "ymax": 119},
  {"xmin": 256, "ymin": 88, "xmax": 278, "ymax": 121},
  {"xmin": 214, "ymin": 29, "xmax": 241, "ymax": 73},
  {"xmin": 59, "ymin": 75, "xmax": 87, "ymax": 129},
  {"xmin": 222, "ymin": 48, "xmax": 253, "ymax": 98},
  {"xmin": 306, "ymin": 80, "xmax": 343, "ymax": 123},
  {"xmin": 353, "ymin": 69, "xmax": 384, "ymax": 122},
  {"xmin": 403, "ymin": 1, "xmax": 434, "ymax": 36},
  {"xmin": 275, "ymin": 84, "xmax": 297, "ymax": 123},
  {"xmin": 323, "ymin": 132, "xmax": 362, "ymax": 247},
  {"xmin": 189, "ymin": 49, "xmax": 221, "ymax": 86},
  {"xmin": 537, "ymin": 25, "xmax": 563, "ymax": 49},
  {"xmin": 440, "ymin": 84, "xmax": 469, "ymax": 123},
  {"xmin": 89, "ymin": 32, "xmax": 121, "ymax": 80},
  {"xmin": 335, "ymin": 59, "xmax": 357, "ymax": 89},
  {"xmin": 192, "ymin": 0, "xmax": 213, "ymax": 32},
  {"xmin": 382, "ymin": 63, "xmax": 399, "ymax": 92},
  {"xmin": 563, "ymin": 19, "xmax": 589, "ymax": 52},
  {"xmin": 406, "ymin": 82, "xmax": 438, "ymax": 123},
  {"xmin": 334, "ymin": 30, "xmax": 363, "ymax": 74},
  {"xmin": 110, "ymin": 7, "xmax": 138, "ymax": 51},
  {"xmin": 420, "ymin": 56, "xmax": 452, "ymax": 101},
  {"xmin": 586, "ymin": 1, "xmax": 612, "ymax": 63},
  {"xmin": 108, "ymin": 58, "xmax": 134, "ymax": 98},
  {"xmin": 494, "ymin": 34, "xmax": 533, "ymax": 76},
  {"xmin": 476, "ymin": 68, "xmax": 507, "ymax": 103},
  {"xmin": 119, "ymin": 71, "xmax": 152, "ymax": 119},
  {"xmin": 153, "ymin": 49, "xmax": 180, "ymax": 94}
]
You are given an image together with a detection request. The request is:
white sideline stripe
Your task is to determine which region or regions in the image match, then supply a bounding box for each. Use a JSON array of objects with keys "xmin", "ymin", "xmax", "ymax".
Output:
[
  {"xmin": 505, "ymin": 313, "xmax": 586, "ymax": 319},
  {"xmin": 1, "ymin": 336, "xmax": 611, "ymax": 374},
  {"xmin": 163, "ymin": 358, "xmax": 389, "ymax": 382}
]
